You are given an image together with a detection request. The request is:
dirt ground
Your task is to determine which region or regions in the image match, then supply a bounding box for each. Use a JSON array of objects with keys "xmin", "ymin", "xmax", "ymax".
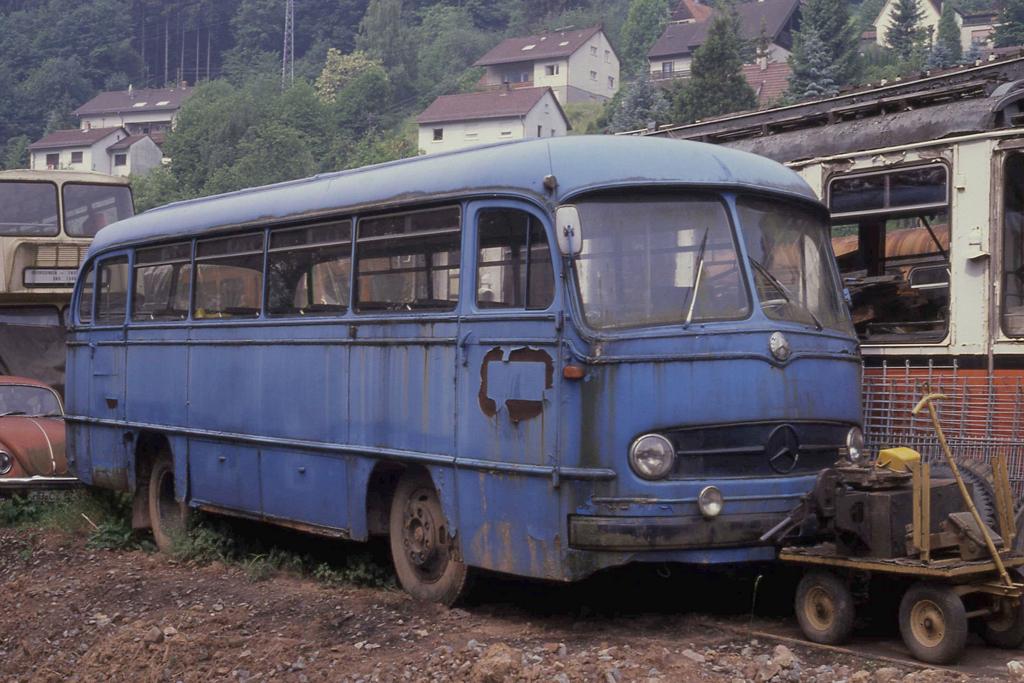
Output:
[{"xmin": 0, "ymin": 515, "xmax": 1012, "ymax": 683}]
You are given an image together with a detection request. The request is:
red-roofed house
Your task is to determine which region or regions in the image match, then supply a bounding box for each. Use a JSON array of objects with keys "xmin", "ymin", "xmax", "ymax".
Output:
[
  {"xmin": 473, "ymin": 26, "xmax": 619, "ymax": 104},
  {"xmin": 73, "ymin": 84, "xmax": 192, "ymax": 145},
  {"xmin": 742, "ymin": 59, "xmax": 792, "ymax": 107},
  {"xmin": 28, "ymin": 127, "xmax": 161, "ymax": 176},
  {"xmin": 416, "ymin": 87, "xmax": 569, "ymax": 154},
  {"xmin": 649, "ymin": 0, "xmax": 801, "ymax": 79}
]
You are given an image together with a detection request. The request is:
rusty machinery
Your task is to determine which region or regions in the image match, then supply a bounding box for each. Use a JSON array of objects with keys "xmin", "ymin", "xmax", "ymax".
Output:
[{"xmin": 764, "ymin": 389, "xmax": 1024, "ymax": 664}]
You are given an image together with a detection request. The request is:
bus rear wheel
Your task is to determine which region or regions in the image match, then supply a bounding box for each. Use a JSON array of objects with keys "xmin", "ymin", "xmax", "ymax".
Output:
[
  {"xmin": 389, "ymin": 470, "xmax": 468, "ymax": 606},
  {"xmin": 148, "ymin": 454, "xmax": 190, "ymax": 553}
]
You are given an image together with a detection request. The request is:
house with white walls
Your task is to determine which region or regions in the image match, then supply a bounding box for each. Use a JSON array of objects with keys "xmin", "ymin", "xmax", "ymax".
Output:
[{"xmin": 28, "ymin": 127, "xmax": 162, "ymax": 176}]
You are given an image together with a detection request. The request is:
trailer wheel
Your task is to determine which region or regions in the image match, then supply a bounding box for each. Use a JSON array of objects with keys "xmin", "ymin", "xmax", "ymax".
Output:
[
  {"xmin": 795, "ymin": 571, "xmax": 856, "ymax": 645},
  {"xmin": 899, "ymin": 583, "xmax": 967, "ymax": 664},
  {"xmin": 389, "ymin": 470, "xmax": 468, "ymax": 606},
  {"xmin": 148, "ymin": 454, "xmax": 190, "ymax": 553},
  {"xmin": 980, "ymin": 596, "xmax": 1024, "ymax": 649}
]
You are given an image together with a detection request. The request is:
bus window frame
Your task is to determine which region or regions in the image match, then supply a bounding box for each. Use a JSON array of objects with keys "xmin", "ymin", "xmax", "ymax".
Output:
[
  {"xmin": 1000, "ymin": 152, "xmax": 1024, "ymax": 338},
  {"xmin": 0, "ymin": 179, "xmax": 60, "ymax": 238},
  {"xmin": 61, "ymin": 181, "xmax": 135, "ymax": 238},
  {"xmin": 191, "ymin": 231, "xmax": 267, "ymax": 322},
  {"xmin": 826, "ymin": 162, "xmax": 951, "ymax": 221},
  {"xmin": 90, "ymin": 251, "xmax": 132, "ymax": 328},
  {"xmin": 131, "ymin": 240, "xmax": 195, "ymax": 324},
  {"xmin": 265, "ymin": 218, "xmax": 354, "ymax": 319}
]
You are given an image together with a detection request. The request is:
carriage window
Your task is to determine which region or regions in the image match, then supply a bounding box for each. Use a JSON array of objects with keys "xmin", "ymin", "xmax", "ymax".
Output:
[
  {"xmin": 95, "ymin": 257, "xmax": 129, "ymax": 325},
  {"xmin": 1002, "ymin": 154, "xmax": 1024, "ymax": 335},
  {"xmin": 355, "ymin": 207, "xmax": 460, "ymax": 312},
  {"xmin": 78, "ymin": 265, "xmax": 95, "ymax": 324},
  {"xmin": 476, "ymin": 209, "xmax": 554, "ymax": 309},
  {"xmin": 132, "ymin": 243, "xmax": 192, "ymax": 322},
  {"xmin": 267, "ymin": 221, "xmax": 352, "ymax": 317},
  {"xmin": 193, "ymin": 233, "xmax": 264, "ymax": 319},
  {"xmin": 828, "ymin": 165, "xmax": 950, "ymax": 343}
]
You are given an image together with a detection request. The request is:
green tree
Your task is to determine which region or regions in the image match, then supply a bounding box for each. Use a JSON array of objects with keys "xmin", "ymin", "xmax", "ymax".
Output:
[
  {"xmin": 935, "ymin": 4, "xmax": 963, "ymax": 64},
  {"xmin": 792, "ymin": 0, "xmax": 859, "ymax": 87},
  {"xmin": 315, "ymin": 50, "xmax": 383, "ymax": 102},
  {"xmin": 995, "ymin": 0, "xmax": 1024, "ymax": 47},
  {"xmin": 414, "ymin": 5, "xmax": 494, "ymax": 98},
  {"xmin": 204, "ymin": 121, "xmax": 316, "ymax": 195},
  {"xmin": 887, "ymin": 0, "xmax": 926, "ymax": 61},
  {"xmin": 1, "ymin": 135, "xmax": 29, "ymax": 170},
  {"xmin": 682, "ymin": 10, "xmax": 756, "ymax": 121},
  {"xmin": 787, "ymin": 26, "xmax": 839, "ymax": 100},
  {"xmin": 619, "ymin": 0, "xmax": 671, "ymax": 77},
  {"xmin": 608, "ymin": 76, "xmax": 670, "ymax": 132},
  {"xmin": 131, "ymin": 166, "xmax": 185, "ymax": 213}
]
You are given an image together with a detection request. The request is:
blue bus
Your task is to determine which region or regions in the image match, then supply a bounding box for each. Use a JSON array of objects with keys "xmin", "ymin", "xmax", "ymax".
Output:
[{"xmin": 66, "ymin": 136, "xmax": 862, "ymax": 604}]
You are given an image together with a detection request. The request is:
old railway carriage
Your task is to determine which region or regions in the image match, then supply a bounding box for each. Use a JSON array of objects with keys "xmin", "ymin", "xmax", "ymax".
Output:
[
  {"xmin": 67, "ymin": 136, "xmax": 861, "ymax": 603},
  {"xmin": 644, "ymin": 57, "xmax": 1024, "ymax": 494}
]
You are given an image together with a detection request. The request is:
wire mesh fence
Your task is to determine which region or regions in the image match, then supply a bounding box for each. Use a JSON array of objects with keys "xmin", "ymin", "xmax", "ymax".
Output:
[{"xmin": 863, "ymin": 359, "xmax": 1024, "ymax": 496}]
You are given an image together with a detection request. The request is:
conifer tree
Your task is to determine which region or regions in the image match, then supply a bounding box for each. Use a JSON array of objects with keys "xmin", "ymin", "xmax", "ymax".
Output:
[
  {"xmin": 935, "ymin": 4, "xmax": 962, "ymax": 64},
  {"xmin": 682, "ymin": 9, "xmax": 757, "ymax": 120},
  {"xmin": 609, "ymin": 76, "xmax": 671, "ymax": 132},
  {"xmin": 796, "ymin": 0, "xmax": 859, "ymax": 85},
  {"xmin": 995, "ymin": 0, "xmax": 1024, "ymax": 48},
  {"xmin": 619, "ymin": 0, "xmax": 672, "ymax": 77},
  {"xmin": 788, "ymin": 26, "xmax": 839, "ymax": 100},
  {"xmin": 887, "ymin": 0, "xmax": 926, "ymax": 61}
]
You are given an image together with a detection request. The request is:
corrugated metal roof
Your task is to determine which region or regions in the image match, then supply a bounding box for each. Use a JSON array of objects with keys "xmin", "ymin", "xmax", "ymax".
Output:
[
  {"xmin": 474, "ymin": 26, "xmax": 603, "ymax": 66},
  {"xmin": 87, "ymin": 135, "xmax": 820, "ymax": 258}
]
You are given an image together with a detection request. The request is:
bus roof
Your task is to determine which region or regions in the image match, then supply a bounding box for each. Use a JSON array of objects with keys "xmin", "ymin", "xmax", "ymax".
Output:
[
  {"xmin": 88, "ymin": 135, "xmax": 818, "ymax": 256},
  {"xmin": 0, "ymin": 169, "xmax": 131, "ymax": 185}
]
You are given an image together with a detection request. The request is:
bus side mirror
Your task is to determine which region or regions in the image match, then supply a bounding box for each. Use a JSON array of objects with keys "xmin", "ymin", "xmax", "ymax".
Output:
[{"xmin": 555, "ymin": 205, "xmax": 583, "ymax": 257}]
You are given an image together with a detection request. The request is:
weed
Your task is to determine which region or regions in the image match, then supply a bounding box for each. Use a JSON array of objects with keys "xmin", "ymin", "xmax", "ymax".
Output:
[
  {"xmin": 86, "ymin": 517, "xmax": 137, "ymax": 550},
  {"xmin": 313, "ymin": 552, "xmax": 394, "ymax": 589},
  {"xmin": 0, "ymin": 495, "xmax": 42, "ymax": 526},
  {"xmin": 170, "ymin": 517, "xmax": 238, "ymax": 564}
]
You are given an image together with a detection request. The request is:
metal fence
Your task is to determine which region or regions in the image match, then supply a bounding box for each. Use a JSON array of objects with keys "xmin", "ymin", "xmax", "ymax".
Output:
[{"xmin": 863, "ymin": 359, "xmax": 1024, "ymax": 495}]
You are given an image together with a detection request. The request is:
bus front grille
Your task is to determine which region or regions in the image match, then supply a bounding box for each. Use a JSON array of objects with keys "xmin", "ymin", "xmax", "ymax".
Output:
[{"xmin": 35, "ymin": 244, "xmax": 87, "ymax": 268}]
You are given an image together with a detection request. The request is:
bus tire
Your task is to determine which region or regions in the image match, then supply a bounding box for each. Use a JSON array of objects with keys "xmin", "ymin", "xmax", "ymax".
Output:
[
  {"xmin": 898, "ymin": 583, "xmax": 967, "ymax": 665},
  {"xmin": 389, "ymin": 470, "xmax": 468, "ymax": 606},
  {"xmin": 794, "ymin": 571, "xmax": 855, "ymax": 645},
  {"xmin": 148, "ymin": 454, "xmax": 190, "ymax": 553}
]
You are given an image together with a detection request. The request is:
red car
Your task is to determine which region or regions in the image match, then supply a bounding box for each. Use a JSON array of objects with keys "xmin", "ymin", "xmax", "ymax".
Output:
[{"xmin": 0, "ymin": 376, "xmax": 76, "ymax": 492}]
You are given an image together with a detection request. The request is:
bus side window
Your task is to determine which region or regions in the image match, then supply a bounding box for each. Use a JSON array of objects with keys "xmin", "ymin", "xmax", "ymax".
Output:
[
  {"xmin": 476, "ymin": 209, "xmax": 554, "ymax": 310},
  {"xmin": 194, "ymin": 233, "xmax": 264, "ymax": 319},
  {"xmin": 132, "ymin": 243, "xmax": 192, "ymax": 322},
  {"xmin": 78, "ymin": 265, "xmax": 95, "ymax": 324},
  {"xmin": 355, "ymin": 206, "xmax": 460, "ymax": 312},
  {"xmin": 1002, "ymin": 154, "xmax": 1024, "ymax": 335},
  {"xmin": 95, "ymin": 256, "xmax": 129, "ymax": 325},
  {"xmin": 267, "ymin": 220, "xmax": 352, "ymax": 317}
]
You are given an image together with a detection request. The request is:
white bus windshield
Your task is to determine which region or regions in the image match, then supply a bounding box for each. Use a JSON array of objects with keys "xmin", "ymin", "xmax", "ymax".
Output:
[
  {"xmin": 63, "ymin": 183, "xmax": 134, "ymax": 237},
  {"xmin": 0, "ymin": 181, "xmax": 59, "ymax": 236}
]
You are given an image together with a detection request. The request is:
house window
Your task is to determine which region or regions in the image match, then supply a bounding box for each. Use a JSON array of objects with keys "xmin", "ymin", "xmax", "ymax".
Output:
[
  {"xmin": 590, "ymin": 45, "xmax": 598, "ymax": 56},
  {"xmin": 537, "ymin": 125, "xmax": 543, "ymax": 137},
  {"xmin": 662, "ymin": 62, "xmax": 674, "ymax": 75},
  {"xmin": 608, "ymin": 76, "xmax": 615, "ymax": 89},
  {"xmin": 71, "ymin": 151, "xmax": 83, "ymax": 164},
  {"xmin": 45, "ymin": 153, "xmax": 59, "ymax": 168},
  {"xmin": 605, "ymin": 49, "xmax": 611, "ymax": 63},
  {"xmin": 433, "ymin": 128, "xmax": 443, "ymax": 141},
  {"xmin": 550, "ymin": 128, "xmax": 556, "ymax": 137},
  {"xmin": 500, "ymin": 129, "xmax": 512, "ymax": 137},
  {"xmin": 590, "ymin": 70, "xmax": 597, "ymax": 81},
  {"xmin": 545, "ymin": 64, "xmax": 559, "ymax": 76},
  {"xmin": 114, "ymin": 153, "xmax": 127, "ymax": 167}
]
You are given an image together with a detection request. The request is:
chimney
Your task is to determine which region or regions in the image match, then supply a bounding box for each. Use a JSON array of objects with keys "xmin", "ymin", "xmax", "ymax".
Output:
[{"xmin": 757, "ymin": 53, "xmax": 768, "ymax": 70}]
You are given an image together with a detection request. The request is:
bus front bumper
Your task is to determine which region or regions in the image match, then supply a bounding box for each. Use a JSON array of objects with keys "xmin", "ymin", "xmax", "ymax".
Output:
[{"xmin": 568, "ymin": 513, "xmax": 782, "ymax": 551}]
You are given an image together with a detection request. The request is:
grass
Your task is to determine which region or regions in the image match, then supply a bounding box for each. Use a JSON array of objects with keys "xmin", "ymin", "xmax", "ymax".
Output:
[{"xmin": 0, "ymin": 489, "xmax": 396, "ymax": 589}]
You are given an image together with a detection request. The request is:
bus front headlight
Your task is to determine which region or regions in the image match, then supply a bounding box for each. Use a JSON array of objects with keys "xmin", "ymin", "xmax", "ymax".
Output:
[
  {"xmin": 698, "ymin": 486, "xmax": 724, "ymax": 518},
  {"xmin": 629, "ymin": 434, "xmax": 675, "ymax": 480},
  {"xmin": 844, "ymin": 426, "xmax": 865, "ymax": 464}
]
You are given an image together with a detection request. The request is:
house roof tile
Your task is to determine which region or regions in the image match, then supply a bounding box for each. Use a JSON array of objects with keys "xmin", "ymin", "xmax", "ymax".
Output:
[
  {"xmin": 649, "ymin": 0, "xmax": 800, "ymax": 59},
  {"xmin": 107, "ymin": 134, "xmax": 150, "ymax": 151},
  {"xmin": 474, "ymin": 26, "xmax": 603, "ymax": 66},
  {"xmin": 73, "ymin": 86, "xmax": 193, "ymax": 117},
  {"xmin": 28, "ymin": 127, "xmax": 123, "ymax": 151},
  {"xmin": 416, "ymin": 87, "xmax": 567, "ymax": 125},
  {"xmin": 742, "ymin": 61, "xmax": 792, "ymax": 106},
  {"xmin": 671, "ymin": 0, "xmax": 713, "ymax": 23}
]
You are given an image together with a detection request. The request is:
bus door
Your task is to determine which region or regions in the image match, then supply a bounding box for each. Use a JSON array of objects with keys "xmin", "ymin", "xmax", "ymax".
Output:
[
  {"xmin": 83, "ymin": 252, "xmax": 130, "ymax": 489},
  {"xmin": 454, "ymin": 202, "xmax": 561, "ymax": 567}
]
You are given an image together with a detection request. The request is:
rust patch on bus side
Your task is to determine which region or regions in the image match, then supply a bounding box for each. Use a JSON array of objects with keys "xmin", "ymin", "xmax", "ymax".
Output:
[{"xmin": 478, "ymin": 347, "xmax": 554, "ymax": 422}]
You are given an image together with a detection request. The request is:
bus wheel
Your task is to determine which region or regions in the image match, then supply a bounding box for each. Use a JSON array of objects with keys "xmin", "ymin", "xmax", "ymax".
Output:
[
  {"xmin": 899, "ymin": 583, "xmax": 967, "ymax": 664},
  {"xmin": 148, "ymin": 454, "xmax": 190, "ymax": 553},
  {"xmin": 389, "ymin": 471, "xmax": 468, "ymax": 606},
  {"xmin": 794, "ymin": 571, "xmax": 855, "ymax": 645}
]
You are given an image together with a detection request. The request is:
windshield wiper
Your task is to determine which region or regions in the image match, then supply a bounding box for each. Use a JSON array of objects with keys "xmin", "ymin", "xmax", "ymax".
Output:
[
  {"xmin": 683, "ymin": 228, "xmax": 710, "ymax": 327},
  {"xmin": 749, "ymin": 259, "xmax": 823, "ymax": 331}
]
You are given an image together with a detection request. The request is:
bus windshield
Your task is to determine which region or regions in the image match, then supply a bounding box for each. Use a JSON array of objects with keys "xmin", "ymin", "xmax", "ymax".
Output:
[
  {"xmin": 737, "ymin": 196, "xmax": 853, "ymax": 334},
  {"xmin": 574, "ymin": 193, "xmax": 749, "ymax": 330},
  {"xmin": 0, "ymin": 181, "xmax": 59, "ymax": 236},
  {"xmin": 63, "ymin": 183, "xmax": 134, "ymax": 237}
]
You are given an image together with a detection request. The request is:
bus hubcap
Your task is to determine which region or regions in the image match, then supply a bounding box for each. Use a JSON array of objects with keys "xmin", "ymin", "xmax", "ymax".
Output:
[{"xmin": 403, "ymin": 492, "xmax": 439, "ymax": 569}]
